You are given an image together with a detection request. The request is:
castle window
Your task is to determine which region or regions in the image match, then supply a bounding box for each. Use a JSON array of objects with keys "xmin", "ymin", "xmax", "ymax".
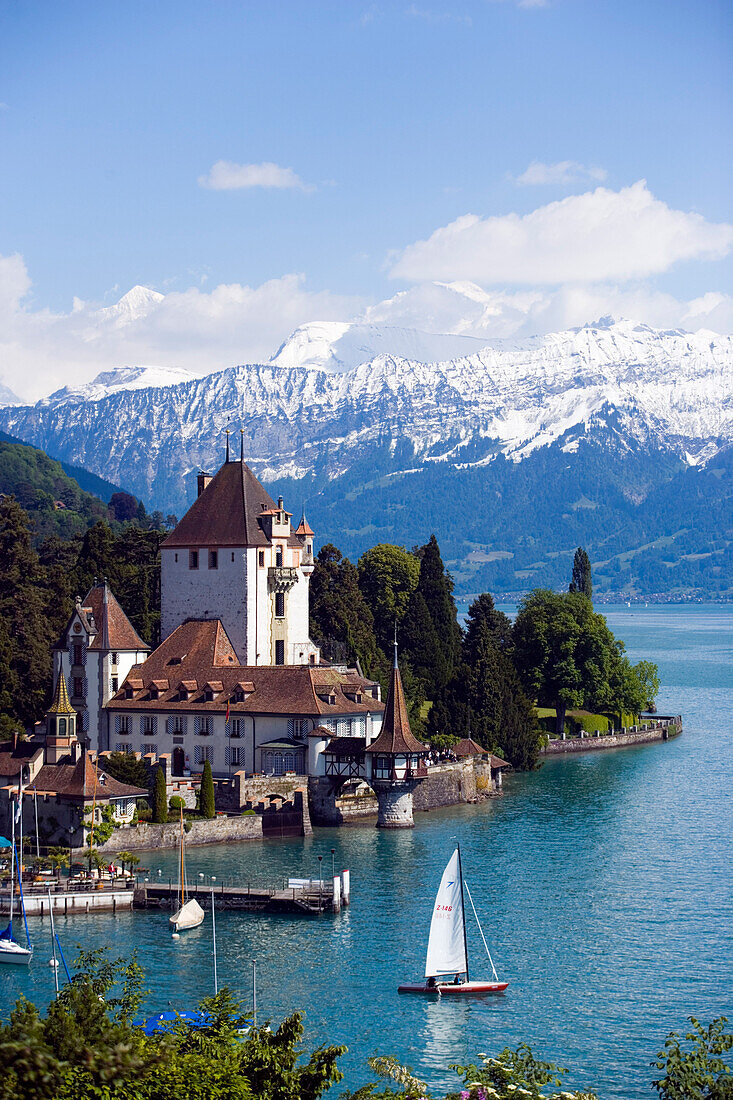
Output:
[
  {"xmin": 275, "ymin": 640, "xmax": 285, "ymax": 665},
  {"xmin": 72, "ymin": 643, "xmax": 83, "ymax": 665},
  {"xmin": 226, "ymin": 746, "xmax": 243, "ymax": 766},
  {"xmin": 111, "ymin": 652, "xmax": 118, "ymax": 665},
  {"xmin": 195, "ymin": 745, "xmax": 213, "ymax": 764},
  {"xmin": 118, "ymin": 716, "xmax": 130, "ymax": 734},
  {"xmin": 231, "ymin": 718, "xmax": 242, "ymax": 738},
  {"xmin": 175, "ymin": 553, "xmax": 178, "ymax": 562},
  {"xmin": 143, "ymin": 715, "xmax": 157, "ymax": 735},
  {"xmin": 259, "ymin": 551, "xmax": 265, "ymax": 567},
  {"xmin": 116, "ymin": 742, "xmax": 132, "ymax": 753},
  {"xmin": 307, "ymin": 542, "xmax": 312, "ymax": 554},
  {"xmin": 195, "ymin": 716, "xmax": 212, "ymax": 737},
  {"xmin": 73, "ymin": 677, "xmax": 83, "ymax": 697},
  {"xmin": 111, "ymin": 677, "xmax": 118, "ymax": 693},
  {"xmin": 208, "ymin": 550, "xmax": 218, "ymax": 570},
  {"xmin": 231, "ymin": 553, "xmax": 235, "ymax": 562},
  {"xmin": 58, "ymin": 718, "xmax": 67, "ymax": 735},
  {"xmin": 141, "ymin": 743, "xmax": 157, "ymax": 756},
  {"xmin": 276, "ymin": 546, "xmax": 283, "ymax": 567},
  {"xmin": 275, "ymin": 591, "xmax": 285, "ymax": 618},
  {"xmin": 189, "ymin": 550, "xmax": 199, "ymax": 570}
]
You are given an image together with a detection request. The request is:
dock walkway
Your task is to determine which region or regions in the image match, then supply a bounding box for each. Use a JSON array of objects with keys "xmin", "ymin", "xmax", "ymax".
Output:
[{"xmin": 135, "ymin": 877, "xmax": 344, "ymax": 915}]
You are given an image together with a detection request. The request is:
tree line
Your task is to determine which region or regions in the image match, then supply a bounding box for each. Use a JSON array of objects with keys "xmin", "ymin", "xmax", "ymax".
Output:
[{"xmin": 310, "ymin": 541, "xmax": 660, "ymax": 765}]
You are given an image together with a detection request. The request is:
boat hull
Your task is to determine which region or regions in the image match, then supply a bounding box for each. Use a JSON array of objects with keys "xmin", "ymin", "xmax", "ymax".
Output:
[
  {"xmin": 398, "ymin": 980, "xmax": 508, "ymax": 995},
  {"xmin": 0, "ymin": 939, "xmax": 33, "ymax": 966}
]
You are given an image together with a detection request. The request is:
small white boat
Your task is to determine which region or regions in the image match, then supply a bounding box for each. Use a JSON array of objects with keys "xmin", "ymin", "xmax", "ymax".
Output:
[
  {"xmin": 0, "ymin": 784, "xmax": 33, "ymax": 966},
  {"xmin": 170, "ymin": 806, "xmax": 205, "ymax": 932},
  {"xmin": 398, "ymin": 846, "xmax": 507, "ymax": 996}
]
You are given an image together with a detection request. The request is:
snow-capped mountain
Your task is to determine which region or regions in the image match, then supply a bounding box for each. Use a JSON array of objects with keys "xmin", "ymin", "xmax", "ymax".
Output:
[
  {"xmin": 1, "ymin": 316, "xmax": 732, "ymax": 596},
  {"xmin": 1, "ymin": 318, "xmax": 731, "ymax": 512},
  {"xmin": 269, "ymin": 320, "xmax": 490, "ymax": 372},
  {"xmin": 42, "ymin": 365, "xmax": 198, "ymax": 408},
  {"xmin": 0, "ymin": 383, "xmax": 22, "ymax": 407}
]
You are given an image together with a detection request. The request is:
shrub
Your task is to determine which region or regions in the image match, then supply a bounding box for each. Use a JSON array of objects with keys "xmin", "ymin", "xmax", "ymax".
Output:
[
  {"xmin": 169, "ymin": 796, "xmax": 185, "ymax": 812},
  {"xmin": 152, "ymin": 766, "xmax": 167, "ymax": 823},
  {"xmin": 200, "ymin": 759, "xmax": 215, "ymax": 819}
]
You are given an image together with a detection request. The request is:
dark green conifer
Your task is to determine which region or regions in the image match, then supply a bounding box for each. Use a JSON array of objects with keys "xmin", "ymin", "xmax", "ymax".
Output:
[
  {"xmin": 401, "ymin": 588, "xmax": 447, "ymax": 691},
  {"xmin": 414, "ymin": 534, "xmax": 461, "ymax": 681},
  {"xmin": 200, "ymin": 759, "xmax": 216, "ymax": 819},
  {"xmin": 152, "ymin": 766, "xmax": 167, "ymax": 823},
  {"xmin": 309, "ymin": 544, "xmax": 380, "ymax": 676},
  {"xmin": 463, "ymin": 592, "xmax": 513, "ymax": 661},
  {"xmin": 569, "ymin": 546, "xmax": 593, "ymax": 600}
]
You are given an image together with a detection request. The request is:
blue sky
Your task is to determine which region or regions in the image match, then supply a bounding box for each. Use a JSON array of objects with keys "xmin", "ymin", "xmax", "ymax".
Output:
[{"xmin": 1, "ymin": 0, "xmax": 732, "ymax": 398}]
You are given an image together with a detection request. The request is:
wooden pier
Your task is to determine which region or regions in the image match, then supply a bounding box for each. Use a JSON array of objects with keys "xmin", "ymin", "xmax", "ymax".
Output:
[{"xmin": 135, "ymin": 875, "xmax": 348, "ymax": 916}]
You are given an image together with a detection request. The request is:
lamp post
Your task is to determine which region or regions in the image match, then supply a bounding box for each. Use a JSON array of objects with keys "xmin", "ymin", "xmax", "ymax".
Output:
[
  {"xmin": 317, "ymin": 855, "xmax": 322, "ymax": 890},
  {"xmin": 68, "ymin": 825, "xmax": 74, "ymax": 880},
  {"xmin": 331, "ymin": 848, "xmax": 336, "ymax": 880}
]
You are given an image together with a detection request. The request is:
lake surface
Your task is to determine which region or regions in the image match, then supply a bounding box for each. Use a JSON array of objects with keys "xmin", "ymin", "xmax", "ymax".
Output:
[{"xmin": 2, "ymin": 605, "xmax": 732, "ymax": 1099}]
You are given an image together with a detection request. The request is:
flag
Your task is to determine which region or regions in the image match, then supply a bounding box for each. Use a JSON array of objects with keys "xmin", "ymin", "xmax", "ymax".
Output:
[{"xmin": 225, "ymin": 700, "xmax": 230, "ymax": 725}]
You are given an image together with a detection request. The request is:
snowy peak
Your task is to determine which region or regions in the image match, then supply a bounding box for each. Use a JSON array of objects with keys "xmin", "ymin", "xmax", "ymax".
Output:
[
  {"xmin": 42, "ymin": 364, "xmax": 197, "ymax": 407},
  {"xmin": 96, "ymin": 286, "xmax": 165, "ymax": 326},
  {"xmin": 0, "ymin": 382, "xmax": 22, "ymax": 407},
  {"xmin": 269, "ymin": 320, "xmax": 490, "ymax": 373}
]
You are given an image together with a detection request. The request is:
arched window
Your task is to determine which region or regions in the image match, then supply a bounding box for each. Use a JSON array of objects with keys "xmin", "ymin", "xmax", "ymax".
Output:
[{"xmin": 275, "ymin": 546, "xmax": 283, "ymax": 567}]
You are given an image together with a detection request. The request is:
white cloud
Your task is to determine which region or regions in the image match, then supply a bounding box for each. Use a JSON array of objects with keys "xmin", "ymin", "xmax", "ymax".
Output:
[
  {"xmin": 366, "ymin": 278, "xmax": 733, "ymax": 341},
  {"xmin": 390, "ymin": 181, "xmax": 733, "ymax": 285},
  {"xmin": 0, "ymin": 257, "xmax": 362, "ymax": 402},
  {"xmin": 198, "ymin": 161, "xmax": 312, "ymax": 191},
  {"xmin": 515, "ymin": 160, "xmax": 607, "ymax": 186}
]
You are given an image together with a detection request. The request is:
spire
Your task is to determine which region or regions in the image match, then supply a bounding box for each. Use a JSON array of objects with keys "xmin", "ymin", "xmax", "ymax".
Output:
[
  {"xmin": 47, "ymin": 672, "xmax": 76, "ymax": 716},
  {"xmin": 225, "ymin": 428, "xmax": 230, "ymax": 463},
  {"xmin": 393, "ymin": 620, "xmax": 398, "ymax": 670},
  {"xmin": 294, "ymin": 508, "xmax": 314, "ymax": 538},
  {"xmin": 365, "ymin": 651, "xmax": 427, "ymax": 756},
  {"xmin": 240, "ymin": 428, "xmax": 244, "ymax": 462}
]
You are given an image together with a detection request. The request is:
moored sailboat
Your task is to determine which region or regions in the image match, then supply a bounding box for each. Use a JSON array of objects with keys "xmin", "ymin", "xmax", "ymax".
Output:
[
  {"xmin": 0, "ymin": 786, "xmax": 33, "ymax": 965},
  {"xmin": 170, "ymin": 805, "xmax": 204, "ymax": 933},
  {"xmin": 398, "ymin": 846, "xmax": 507, "ymax": 995}
]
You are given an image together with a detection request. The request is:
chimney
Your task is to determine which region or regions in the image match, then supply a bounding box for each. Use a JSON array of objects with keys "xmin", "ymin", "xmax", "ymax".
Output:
[
  {"xmin": 278, "ymin": 496, "xmax": 284, "ymax": 509},
  {"xmin": 12, "ymin": 729, "xmax": 18, "ymax": 751},
  {"xmin": 197, "ymin": 471, "xmax": 212, "ymax": 497}
]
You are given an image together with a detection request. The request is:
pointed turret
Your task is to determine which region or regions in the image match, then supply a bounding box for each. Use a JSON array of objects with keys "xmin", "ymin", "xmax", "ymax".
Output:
[{"xmin": 46, "ymin": 673, "xmax": 78, "ymax": 764}]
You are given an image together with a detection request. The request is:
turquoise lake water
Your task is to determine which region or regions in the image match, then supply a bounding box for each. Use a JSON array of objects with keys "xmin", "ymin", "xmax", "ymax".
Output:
[{"xmin": 2, "ymin": 605, "xmax": 732, "ymax": 1098}]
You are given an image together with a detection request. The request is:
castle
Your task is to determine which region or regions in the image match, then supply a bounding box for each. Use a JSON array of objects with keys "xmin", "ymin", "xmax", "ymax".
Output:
[{"xmin": 51, "ymin": 450, "xmax": 385, "ymax": 780}]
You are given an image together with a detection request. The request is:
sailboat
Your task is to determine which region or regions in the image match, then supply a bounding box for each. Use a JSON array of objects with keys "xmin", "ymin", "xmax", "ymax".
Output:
[
  {"xmin": 0, "ymin": 787, "xmax": 33, "ymax": 965},
  {"xmin": 169, "ymin": 805, "xmax": 204, "ymax": 933},
  {"xmin": 398, "ymin": 847, "xmax": 507, "ymax": 995}
]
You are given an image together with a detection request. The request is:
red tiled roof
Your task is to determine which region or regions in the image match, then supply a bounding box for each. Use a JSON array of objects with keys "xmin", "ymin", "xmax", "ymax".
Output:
[
  {"xmin": 161, "ymin": 460, "xmax": 301, "ymax": 549},
  {"xmin": 108, "ymin": 620, "xmax": 383, "ymax": 718},
  {"xmin": 53, "ymin": 583, "xmax": 149, "ymax": 652},
  {"xmin": 454, "ymin": 737, "xmax": 488, "ymax": 757},
  {"xmin": 0, "ymin": 740, "xmax": 44, "ymax": 781},
  {"xmin": 324, "ymin": 737, "xmax": 367, "ymax": 755},
  {"xmin": 33, "ymin": 754, "xmax": 147, "ymax": 800},
  {"xmin": 489, "ymin": 753, "xmax": 511, "ymax": 769},
  {"xmin": 365, "ymin": 662, "xmax": 426, "ymax": 756}
]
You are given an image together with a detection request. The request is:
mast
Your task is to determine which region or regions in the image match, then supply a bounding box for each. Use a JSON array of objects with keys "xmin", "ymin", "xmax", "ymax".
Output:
[
  {"xmin": 457, "ymin": 843, "xmax": 469, "ymax": 982},
  {"xmin": 179, "ymin": 805, "xmax": 185, "ymax": 909},
  {"xmin": 9, "ymin": 791, "xmax": 15, "ymax": 929}
]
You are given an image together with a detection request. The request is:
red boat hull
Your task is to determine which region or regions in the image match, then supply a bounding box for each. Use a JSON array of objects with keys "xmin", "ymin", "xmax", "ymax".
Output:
[{"xmin": 398, "ymin": 980, "xmax": 508, "ymax": 995}]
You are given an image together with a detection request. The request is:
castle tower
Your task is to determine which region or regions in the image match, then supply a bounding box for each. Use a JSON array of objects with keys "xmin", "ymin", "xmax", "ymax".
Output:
[
  {"xmin": 365, "ymin": 643, "xmax": 428, "ymax": 827},
  {"xmin": 160, "ymin": 450, "xmax": 320, "ymax": 666},
  {"xmin": 45, "ymin": 672, "xmax": 79, "ymax": 765}
]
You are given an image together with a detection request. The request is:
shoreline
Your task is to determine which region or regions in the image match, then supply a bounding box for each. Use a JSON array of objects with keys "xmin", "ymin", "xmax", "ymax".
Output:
[{"xmin": 540, "ymin": 718, "xmax": 682, "ymax": 755}]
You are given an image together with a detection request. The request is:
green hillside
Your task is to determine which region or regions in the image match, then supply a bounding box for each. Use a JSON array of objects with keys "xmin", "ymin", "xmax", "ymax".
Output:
[{"xmin": 0, "ymin": 435, "xmax": 115, "ymax": 542}]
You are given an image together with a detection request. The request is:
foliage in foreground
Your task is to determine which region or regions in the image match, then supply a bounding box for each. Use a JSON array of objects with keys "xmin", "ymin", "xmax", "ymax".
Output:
[{"xmin": 0, "ymin": 950, "xmax": 344, "ymax": 1100}]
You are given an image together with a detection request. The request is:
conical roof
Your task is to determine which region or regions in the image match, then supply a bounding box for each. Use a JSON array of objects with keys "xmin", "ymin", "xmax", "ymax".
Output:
[
  {"xmin": 162, "ymin": 460, "xmax": 298, "ymax": 548},
  {"xmin": 47, "ymin": 673, "xmax": 76, "ymax": 717},
  {"xmin": 365, "ymin": 659, "xmax": 426, "ymax": 756},
  {"xmin": 295, "ymin": 510, "xmax": 314, "ymax": 537}
]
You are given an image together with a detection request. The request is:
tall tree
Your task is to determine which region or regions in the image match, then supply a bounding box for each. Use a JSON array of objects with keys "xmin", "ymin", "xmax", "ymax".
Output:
[
  {"xmin": 463, "ymin": 592, "xmax": 513, "ymax": 661},
  {"xmin": 413, "ymin": 534, "xmax": 462, "ymax": 682},
  {"xmin": 569, "ymin": 547, "xmax": 593, "ymax": 600},
  {"xmin": 309, "ymin": 545, "xmax": 380, "ymax": 675},
  {"xmin": 513, "ymin": 589, "xmax": 650, "ymax": 736},
  {"xmin": 152, "ymin": 766, "xmax": 167, "ymax": 823},
  {"xmin": 200, "ymin": 759, "xmax": 216, "ymax": 819},
  {"xmin": 400, "ymin": 589, "xmax": 447, "ymax": 691},
  {"xmin": 357, "ymin": 544, "xmax": 419, "ymax": 653}
]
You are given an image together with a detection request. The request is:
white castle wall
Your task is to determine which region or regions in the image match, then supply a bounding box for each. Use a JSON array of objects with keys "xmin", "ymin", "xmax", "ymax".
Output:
[{"xmin": 161, "ymin": 546, "xmax": 250, "ymax": 662}]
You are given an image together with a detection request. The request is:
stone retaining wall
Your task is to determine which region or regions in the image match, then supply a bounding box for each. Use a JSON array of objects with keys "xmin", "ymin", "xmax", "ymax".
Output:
[
  {"xmin": 97, "ymin": 814, "xmax": 263, "ymax": 853},
  {"xmin": 413, "ymin": 760, "xmax": 477, "ymax": 811},
  {"xmin": 541, "ymin": 723, "xmax": 681, "ymax": 755}
]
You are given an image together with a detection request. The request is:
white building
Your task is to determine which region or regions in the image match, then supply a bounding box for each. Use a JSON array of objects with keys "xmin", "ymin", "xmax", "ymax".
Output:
[
  {"xmin": 160, "ymin": 458, "xmax": 319, "ymax": 666},
  {"xmin": 52, "ymin": 582, "xmax": 149, "ymax": 750},
  {"xmin": 100, "ymin": 453, "xmax": 384, "ymax": 777}
]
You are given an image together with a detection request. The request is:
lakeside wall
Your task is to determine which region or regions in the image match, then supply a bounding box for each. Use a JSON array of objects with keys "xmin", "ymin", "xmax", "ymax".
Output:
[{"xmin": 541, "ymin": 718, "xmax": 682, "ymax": 755}]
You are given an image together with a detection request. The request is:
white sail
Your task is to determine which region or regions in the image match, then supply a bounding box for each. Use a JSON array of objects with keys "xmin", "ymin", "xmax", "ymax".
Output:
[
  {"xmin": 170, "ymin": 898, "xmax": 205, "ymax": 931},
  {"xmin": 424, "ymin": 848, "xmax": 468, "ymax": 978}
]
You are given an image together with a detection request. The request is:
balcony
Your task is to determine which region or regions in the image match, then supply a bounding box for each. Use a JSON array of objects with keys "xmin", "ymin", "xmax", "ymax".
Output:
[{"xmin": 268, "ymin": 566, "xmax": 298, "ymax": 593}]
